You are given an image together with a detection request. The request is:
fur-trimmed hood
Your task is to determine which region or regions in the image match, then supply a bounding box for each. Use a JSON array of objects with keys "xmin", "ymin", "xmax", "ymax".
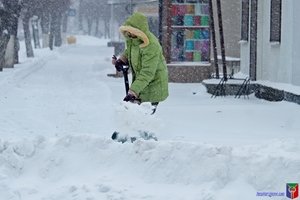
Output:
[{"xmin": 119, "ymin": 12, "xmax": 150, "ymax": 48}]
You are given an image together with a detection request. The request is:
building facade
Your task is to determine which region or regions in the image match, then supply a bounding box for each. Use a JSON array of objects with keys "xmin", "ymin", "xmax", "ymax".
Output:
[
  {"xmin": 160, "ymin": 0, "xmax": 241, "ymax": 82},
  {"xmin": 240, "ymin": 0, "xmax": 300, "ymax": 86}
]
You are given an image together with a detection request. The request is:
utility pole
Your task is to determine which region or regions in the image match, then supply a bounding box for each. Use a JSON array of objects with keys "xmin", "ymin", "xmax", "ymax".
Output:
[
  {"xmin": 209, "ymin": 0, "xmax": 219, "ymax": 79},
  {"xmin": 216, "ymin": 0, "xmax": 227, "ymax": 81}
]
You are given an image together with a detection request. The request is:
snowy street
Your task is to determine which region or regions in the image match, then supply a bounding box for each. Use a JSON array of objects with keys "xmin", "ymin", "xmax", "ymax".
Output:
[{"xmin": 0, "ymin": 36, "xmax": 299, "ymax": 200}]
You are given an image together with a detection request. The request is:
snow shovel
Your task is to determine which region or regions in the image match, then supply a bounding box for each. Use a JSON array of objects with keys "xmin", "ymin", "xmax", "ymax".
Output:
[{"xmin": 113, "ymin": 55, "xmax": 129, "ymax": 95}]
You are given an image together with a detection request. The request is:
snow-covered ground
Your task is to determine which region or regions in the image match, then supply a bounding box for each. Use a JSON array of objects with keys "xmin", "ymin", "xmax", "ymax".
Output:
[{"xmin": 0, "ymin": 35, "xmax": 299, "ymax": 200}]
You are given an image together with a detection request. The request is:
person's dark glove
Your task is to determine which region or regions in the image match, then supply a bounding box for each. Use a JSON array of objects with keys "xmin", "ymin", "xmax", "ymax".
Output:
[
  {"xmin": 115, "ymin": 59, "xmax": 125, "ymax": 72},
  {"xmin": 123, "ymin": 93, "xmax": 136, "ymax": 102},
  {"xmin": 112, "ymin": 55, "xmax": 126, "ymax": 72},
  {"xmin": 123, "ymin": 90, "xmax": 140, "ymax": 103}
]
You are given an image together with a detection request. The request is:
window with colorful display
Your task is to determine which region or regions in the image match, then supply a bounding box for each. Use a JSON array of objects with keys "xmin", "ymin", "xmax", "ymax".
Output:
[{"xmin": 170, "ymin": 0, "xmax": 210, "ymax": 62}]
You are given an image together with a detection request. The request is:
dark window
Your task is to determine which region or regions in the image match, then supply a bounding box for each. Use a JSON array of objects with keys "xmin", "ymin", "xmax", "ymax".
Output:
[
  {"xmin": 241, "ymin": 0, "xmax": 249, "ymax": 41},
  {"xmin": 270, "ymin": 0, "xmax": 282, "ymax": 42}
]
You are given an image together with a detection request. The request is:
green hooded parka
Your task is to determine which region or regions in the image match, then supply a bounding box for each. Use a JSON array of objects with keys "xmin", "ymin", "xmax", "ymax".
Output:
[{"xmin": 120, "ymin": 12, "xmax": 169, "ymax": 103}]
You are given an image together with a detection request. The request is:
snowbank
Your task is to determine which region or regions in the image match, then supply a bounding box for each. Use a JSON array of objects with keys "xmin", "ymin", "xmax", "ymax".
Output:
[{"xmin": 0, "ymin": 135, "xmax": 299, "ymax": 200}]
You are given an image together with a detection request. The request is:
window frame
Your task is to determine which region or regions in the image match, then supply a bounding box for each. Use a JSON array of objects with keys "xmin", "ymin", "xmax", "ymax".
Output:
[
  {"xmin": 241, "ymin": 0, "xmax": 250, "ymax": 41},
  {"xmin": 270, "ymin": 0, "xmax": 282, "ymax": 43}
]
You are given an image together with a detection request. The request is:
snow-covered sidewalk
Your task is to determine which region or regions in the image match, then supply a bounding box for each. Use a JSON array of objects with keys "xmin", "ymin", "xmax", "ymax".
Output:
[{"xmin": 0, "ymin": 36, "xmax": 299, "ymax": 200}]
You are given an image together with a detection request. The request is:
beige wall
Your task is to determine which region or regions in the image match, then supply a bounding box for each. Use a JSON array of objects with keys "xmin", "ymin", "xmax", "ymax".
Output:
[{"xmin": 212, "ymin": 0, "xmax": 241, "ymax": 58}]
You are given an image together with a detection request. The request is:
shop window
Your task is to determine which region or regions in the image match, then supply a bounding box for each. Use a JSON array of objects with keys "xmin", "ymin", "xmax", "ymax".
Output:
[{"xmin": 170, "ymin": 0, "xmax": 210, "ymax": 62}]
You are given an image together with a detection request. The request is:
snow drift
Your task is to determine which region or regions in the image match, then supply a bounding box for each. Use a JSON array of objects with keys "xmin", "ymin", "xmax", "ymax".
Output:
[{"xmin": 0, "ymin": 135, "xmax": 299, "ymax": 200}]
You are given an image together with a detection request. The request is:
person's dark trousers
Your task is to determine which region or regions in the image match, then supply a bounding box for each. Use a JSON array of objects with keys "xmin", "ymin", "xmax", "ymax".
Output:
[{"xmin": 151, "ymin": 102, "xmax": 159, "ymax": 114}]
